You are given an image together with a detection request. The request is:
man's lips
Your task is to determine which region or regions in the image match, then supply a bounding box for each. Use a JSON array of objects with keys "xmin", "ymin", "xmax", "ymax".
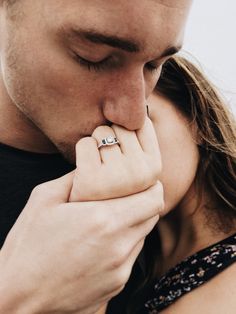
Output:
[{"xmin": 83, "ymin": 122, "xmax": 113, "ymax": 137}]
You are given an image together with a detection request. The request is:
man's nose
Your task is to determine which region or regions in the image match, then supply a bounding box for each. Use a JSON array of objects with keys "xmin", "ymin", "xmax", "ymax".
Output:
[{"xmin": 102, "ymin": 70, "xmax": 147, "ymax": 131}]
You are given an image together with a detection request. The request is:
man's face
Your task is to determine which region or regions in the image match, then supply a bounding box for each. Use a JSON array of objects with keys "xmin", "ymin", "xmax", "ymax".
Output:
[{"xmin": 0, "ymin": 0, "xmax": 191, "ymax": 162}]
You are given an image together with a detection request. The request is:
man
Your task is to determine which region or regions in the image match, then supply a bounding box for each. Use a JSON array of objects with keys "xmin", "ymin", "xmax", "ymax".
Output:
[{"xmin": 0, "ymin": 0, "xmax": 192, "ymax": 313}]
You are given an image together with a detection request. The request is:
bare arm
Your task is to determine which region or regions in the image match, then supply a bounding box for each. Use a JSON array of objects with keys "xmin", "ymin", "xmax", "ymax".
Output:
[{"xmin": 0, "ymin": 119, "xmax": 163, "ymax": 313}]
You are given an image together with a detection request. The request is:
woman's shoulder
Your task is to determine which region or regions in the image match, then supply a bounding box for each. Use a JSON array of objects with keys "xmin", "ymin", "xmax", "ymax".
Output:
[
  {"xmin": 144, "ymin": 233, "xmax": 236, "ymax": 313},
  {"xmin": 160, "ymin": 262, "xmax": 236, "ymax": 314}
]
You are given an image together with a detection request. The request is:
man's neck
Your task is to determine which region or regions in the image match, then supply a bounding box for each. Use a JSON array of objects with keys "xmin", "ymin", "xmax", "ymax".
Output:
[{"xmin": 0, "ymin": 77, "xmax": 57, "ymax": 154}]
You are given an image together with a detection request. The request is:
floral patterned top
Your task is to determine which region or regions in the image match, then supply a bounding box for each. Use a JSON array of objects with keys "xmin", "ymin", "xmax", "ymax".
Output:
[{"xmin": 144, "ymin": 233, "xmax": 236, "ymax": 314}]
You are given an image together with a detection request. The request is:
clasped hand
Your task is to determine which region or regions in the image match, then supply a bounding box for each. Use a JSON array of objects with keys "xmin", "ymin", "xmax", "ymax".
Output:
[{"xmin": 0, "ymin": 118, "xmax": 164, "ymax": 314}]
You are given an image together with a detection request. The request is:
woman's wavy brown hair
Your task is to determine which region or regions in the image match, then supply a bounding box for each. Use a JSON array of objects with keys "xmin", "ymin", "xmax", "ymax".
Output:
[
  {"xmin": 156, "ymin": 56, "xmax": 236, "ymax": 225},
  {"xmin": 128, "ymin": 55, "xmax": 236, "ymax": 313}
]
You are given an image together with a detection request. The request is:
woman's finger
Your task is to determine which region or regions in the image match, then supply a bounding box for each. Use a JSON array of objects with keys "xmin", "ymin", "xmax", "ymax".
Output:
[
  {"xmin": 75, "ymin": 137, "xmax": 101, "ymax": 170},
  {"xmin": 111, "ymin": 124, "xmax": 143, "ymax": 156},
  {"xmin": 92, "ymin": 125, "xmax": 122, "ymax": 164},
  {"xmin": 136, "ymin": 117, "xmax": 161, "ymax": 156}
]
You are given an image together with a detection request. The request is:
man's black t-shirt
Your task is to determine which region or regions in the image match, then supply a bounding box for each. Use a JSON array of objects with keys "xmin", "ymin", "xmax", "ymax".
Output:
[
  {"xmin": 0, "ymin": 142, "xmax": 74, "ymax": 247},
  {"xmin": 0, "ymin": 142, "xmax": 144, "ymax": 313}
]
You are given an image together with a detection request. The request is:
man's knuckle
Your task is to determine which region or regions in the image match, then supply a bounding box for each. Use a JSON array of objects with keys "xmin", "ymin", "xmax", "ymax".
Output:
[
  {"xmin": 110, "ymin": 285, "xmax": 126, "ymax": 299},
  {"xmin": 109, "ymin": 242, "xmax": 129, "ymax": 269},
  {"xmin": 31, "ymin": 183, "xmax": 48, "ymax": 198},
  {"xmin": 114, "ymin": 266, "xmax": 132, "ymax": 289}
]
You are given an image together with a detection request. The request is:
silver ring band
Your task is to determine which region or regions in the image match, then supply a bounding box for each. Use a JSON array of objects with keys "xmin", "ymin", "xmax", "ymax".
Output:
[{"xmin": 98, "ymin": 136, "xmax": 120, "ymax": 149}]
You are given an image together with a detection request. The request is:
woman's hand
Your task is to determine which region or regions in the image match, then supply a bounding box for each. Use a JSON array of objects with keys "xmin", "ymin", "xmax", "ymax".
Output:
[{"xmin": 69, "ymin": 117, "xmax": 162, "ymax": 201}]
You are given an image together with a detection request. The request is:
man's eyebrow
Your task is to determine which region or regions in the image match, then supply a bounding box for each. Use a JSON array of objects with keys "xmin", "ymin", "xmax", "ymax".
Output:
[
  {"xmin": 69, "ymin": 28, "xmax": 140, "ymax": 53},
  {"xmin": 159, "ymin": 45, "xmax": 182, "ymax": 58},
  {"xmin": 63, "ymin": 27, "xmax": 182, "ymax": 57}
]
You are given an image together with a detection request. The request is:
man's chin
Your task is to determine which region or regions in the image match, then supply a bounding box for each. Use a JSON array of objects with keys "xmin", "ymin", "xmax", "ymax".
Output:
[{"xmin": 55, "ymin": 142, "xmax": 76, "ymax": 165}]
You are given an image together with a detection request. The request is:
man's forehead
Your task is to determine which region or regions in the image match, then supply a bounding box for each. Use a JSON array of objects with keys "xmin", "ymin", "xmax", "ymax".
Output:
[
  {"xmin": 60, "ymin": 0, "xmax": 188, "ymax": 54},
  {"xmin": 150, "ymin": 0, "xmax": 192, "ymax": 9},
  {"xmin": 61, "ymin": 25, "xmax": 182, "ymax": 60}
]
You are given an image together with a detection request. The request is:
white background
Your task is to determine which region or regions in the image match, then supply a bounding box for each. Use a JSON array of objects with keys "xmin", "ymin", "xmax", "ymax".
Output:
[{"xmin": 183, "ymin": 0, "xmax": 236, "ymax": 114}]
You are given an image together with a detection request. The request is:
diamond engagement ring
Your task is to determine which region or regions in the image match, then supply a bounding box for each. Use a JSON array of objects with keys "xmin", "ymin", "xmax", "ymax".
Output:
[{"xmin": 98, "ymin": 136, "xmax": 120, "ymax": 149}]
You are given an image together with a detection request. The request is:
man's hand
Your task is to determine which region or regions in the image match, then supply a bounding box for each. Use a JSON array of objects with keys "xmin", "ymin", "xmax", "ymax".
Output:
[
  {"xmin": 0, "ymin": 175, "xmax": 163, "ymax": 314},
  {"xmin": 0, "ymin": 118, "xmax": 164, "ymax": 314}
]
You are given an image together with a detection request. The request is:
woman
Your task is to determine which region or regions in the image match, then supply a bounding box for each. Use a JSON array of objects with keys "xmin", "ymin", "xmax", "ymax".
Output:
[
  {"xmin": 101, "ymin": 55, "xmax": 236, "ymax": 314},
  {"xmin": 125, "ymin": 55, "xmax": 236, "ymax": 313}
]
